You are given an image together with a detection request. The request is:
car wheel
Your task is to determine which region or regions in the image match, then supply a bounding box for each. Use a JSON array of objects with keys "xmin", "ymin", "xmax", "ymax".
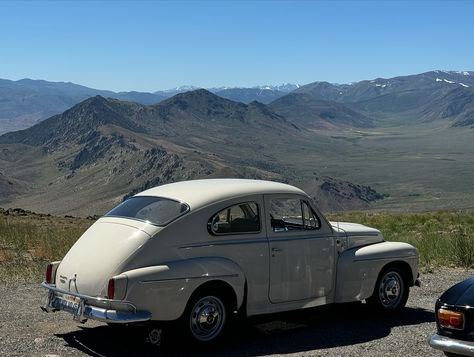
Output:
[
  {"xmin": 367, "ymin": 267, "xmax": 409, "ymax": 312},
  {"xmin": 185, "ymin": 292, "xmax": 229, "ymax": 344}
]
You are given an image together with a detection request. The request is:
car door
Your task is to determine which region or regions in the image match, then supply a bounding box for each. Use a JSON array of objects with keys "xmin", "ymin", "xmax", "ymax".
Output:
[{"xmin": 265, "ymin": 194, "xmax": 336, "ymax": 304}]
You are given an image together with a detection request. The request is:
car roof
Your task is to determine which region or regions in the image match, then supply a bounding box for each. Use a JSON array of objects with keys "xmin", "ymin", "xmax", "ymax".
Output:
[{"xmin": 136, "ymin": 179, "xmax": 307, "ymax": 210}]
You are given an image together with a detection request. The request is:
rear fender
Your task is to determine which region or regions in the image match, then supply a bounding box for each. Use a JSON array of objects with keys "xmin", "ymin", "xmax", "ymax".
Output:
[
  {"xmin": 335, "ymin": 242, "xmax": 418, "ymax": 303},
  {"xmin": 122, "ymin": 257, "xmax": 245, "ymax": 321}
]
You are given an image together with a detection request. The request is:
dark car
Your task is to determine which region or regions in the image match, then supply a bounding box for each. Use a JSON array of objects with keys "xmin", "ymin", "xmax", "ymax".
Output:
[{"xmin": 429, "ymin": 276, "xmax": 474, "ymax": 357}]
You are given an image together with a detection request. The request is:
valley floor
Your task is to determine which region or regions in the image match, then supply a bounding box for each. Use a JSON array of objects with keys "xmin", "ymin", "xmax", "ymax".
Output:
[{"xmin": 292, "ymin": 124, "xmax": 474, "ymax": 212}]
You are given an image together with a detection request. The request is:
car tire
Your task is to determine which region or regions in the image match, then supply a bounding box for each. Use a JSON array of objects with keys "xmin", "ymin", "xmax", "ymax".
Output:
[
  {"xmin": 444, "ymin": 353, "xmax": 465, "ymax": 357},
  {"xmin": 367, "ymin": 266, "xmax": 409, "ymax": 312},
  {"xmin": 182, "ymin": 290, "xmax": 230, "ymax": 344}
]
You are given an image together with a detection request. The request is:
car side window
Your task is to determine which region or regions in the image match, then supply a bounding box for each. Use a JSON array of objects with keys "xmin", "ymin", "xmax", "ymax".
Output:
[
  {"xmin": 270, "ymin": 198, "xmax": 320, "ymax": 232},
  {"xmin": 208, "ymin": 202, "xmax": 260, "ymax": 235}
]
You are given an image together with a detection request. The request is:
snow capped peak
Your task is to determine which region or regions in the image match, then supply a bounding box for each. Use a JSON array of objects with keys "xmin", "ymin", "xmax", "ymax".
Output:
[
  {"xmin": 435, "ymin": 77, "xmax": 469, "ymax": 87},
  {"xmin": 435, "ymin": 70, "xmax": 472, "ymax": 76},
  {"xmin": 249, "ymin": 83, "xmax": 299, "ymax": 92},
  {"xmin": 162, "ymin": 85, "xmax": 200, "ymax": 93}
]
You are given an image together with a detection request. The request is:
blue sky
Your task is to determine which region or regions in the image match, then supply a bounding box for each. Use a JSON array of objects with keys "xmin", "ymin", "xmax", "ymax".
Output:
[{"xmin": 1, "ymin": 0, "xmax": 473, "ymax": 92}]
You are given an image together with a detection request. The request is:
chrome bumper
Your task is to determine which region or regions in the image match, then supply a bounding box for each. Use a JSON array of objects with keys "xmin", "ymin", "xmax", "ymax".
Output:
[
  {"xmin": 41, "ymin": 282, "xmax": 151, "ymax": 324},
  {"xmin": 429, "ymin": 333, "xmax": 474, "ymax": 356}
]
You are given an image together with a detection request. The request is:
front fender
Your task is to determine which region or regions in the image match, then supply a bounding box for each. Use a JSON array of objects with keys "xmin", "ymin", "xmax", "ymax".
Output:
[
  {"xmin": 335, "ymin": 241, "xmax": 418, "ymax": 303},
  {"xmin": 122, "ymin": 257, "xmax": 246, "ymax": 321}
]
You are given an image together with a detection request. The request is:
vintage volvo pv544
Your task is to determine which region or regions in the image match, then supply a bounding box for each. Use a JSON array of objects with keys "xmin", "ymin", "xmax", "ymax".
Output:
[{"xmin": 42, "ymin": 179, "xmax": 419, "ymax": 343}]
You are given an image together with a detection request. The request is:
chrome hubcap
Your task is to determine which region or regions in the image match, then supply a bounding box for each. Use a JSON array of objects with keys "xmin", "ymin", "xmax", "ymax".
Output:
[
  {"xmin": 190, "ymin": 296, "xmax": 225, "ymax": 342},
  {"xmin": 378, "ymin": 271, "xmax": 403, "ymax": 308}
]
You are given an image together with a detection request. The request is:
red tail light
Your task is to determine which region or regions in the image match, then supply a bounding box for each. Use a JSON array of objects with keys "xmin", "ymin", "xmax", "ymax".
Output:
[
  {"xmin": 107, "ymin": 278, "xmax": 115, "ymax": 299},
  {"xmin": 438, "ymin": 308, "xmax": 465, "ymax": 330},
  {"xmin": 45, "ymin": 263, "xmax": 53, "ymax": 283}
]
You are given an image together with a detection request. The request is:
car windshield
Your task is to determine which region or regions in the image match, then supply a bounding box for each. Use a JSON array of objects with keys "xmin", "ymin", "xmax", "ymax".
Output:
[{"xmin": 105, "ymin": 196, "xmax": 189, "ymax": 226}]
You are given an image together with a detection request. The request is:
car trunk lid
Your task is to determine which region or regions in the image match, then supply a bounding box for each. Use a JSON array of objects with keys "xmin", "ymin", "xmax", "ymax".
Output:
[{"xmin": 55, "ymin": 217, "xmax": 153, "ymax": 297}]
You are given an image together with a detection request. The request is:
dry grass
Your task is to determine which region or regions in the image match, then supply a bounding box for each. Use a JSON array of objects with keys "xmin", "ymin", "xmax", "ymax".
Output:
[
  {"xmin": 0, "ymin": 211, "xmax": 93, "ymax": 283},
  {"xmin": 1, "ymin": 210, "xmax": 473, "ymax": 283}
]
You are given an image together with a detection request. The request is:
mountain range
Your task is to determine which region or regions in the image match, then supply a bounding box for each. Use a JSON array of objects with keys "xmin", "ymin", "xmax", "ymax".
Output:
[
  {"xmin": 0, "ymin": 89, "xmax": 385, "ymax": 215},
  {"xmin": 1, "ymin": 71, "xmax": 473, "ymax": 135},
  {"xmin": 0, "ymin": 79, "xmax": 298, "ymax": 133},
  {"xmin": 295, "ymin": 70, "xmax": 474, "ymax": 126},
  {"xmin": 1, "ymin": 70, "xmax": 473, "ymax": 216}
]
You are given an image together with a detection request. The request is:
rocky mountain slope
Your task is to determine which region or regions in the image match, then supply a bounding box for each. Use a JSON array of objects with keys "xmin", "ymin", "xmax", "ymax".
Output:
[
  {"xmin": 0, "ymin": 90, "xmax": 383, "ymax": 215},
  {"xmin": 2, "ymin": 71, "xmax": 473, "ymax": 133},
  {"xmin": 0, "ymin": 79, "xmax": 299, "ymax": 133},
  {"xmin": 295, "ymin": 71, "xmax": 474, "ymax": 126},
  {"xmin": 269, "ymin": 93, "xmax": 374, "ymax": 129}
]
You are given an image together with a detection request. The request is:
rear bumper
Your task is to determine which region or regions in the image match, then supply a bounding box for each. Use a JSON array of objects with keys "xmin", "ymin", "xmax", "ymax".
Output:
[
  {"xmin": 429, "ymin": 333, "xmax": 474, "ymax": 356},
  {"xmin": 41, "ymin": 282, "xmax": 151, "ymax": 324}
]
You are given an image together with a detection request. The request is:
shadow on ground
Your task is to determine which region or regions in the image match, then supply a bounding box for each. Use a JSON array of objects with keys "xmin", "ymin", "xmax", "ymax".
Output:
[{"xmin": 56, "ymin": 303, "xmax": 434, "ymax": 356}]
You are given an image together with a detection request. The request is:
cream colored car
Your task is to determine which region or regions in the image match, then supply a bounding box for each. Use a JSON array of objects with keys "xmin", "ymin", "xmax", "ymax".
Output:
[{"xmin": 42, "ymin": 179, "xmax": 419, "ymax": 343}]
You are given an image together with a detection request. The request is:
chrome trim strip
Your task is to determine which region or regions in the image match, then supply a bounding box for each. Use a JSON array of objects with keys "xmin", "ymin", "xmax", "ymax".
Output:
[
  {"xmin": 179, "ymin": 239, "xmax": 266, "ymax": 249},
  {"xmin": 179, "ymin": 234, "xmax": 336, "ymax": 250},
  {"xmin": 267, "ymin": 234, "xmax": 335, "ymax": 242},
  {"xmin": 139, "ymin": 273, "xmax": 239, "ymax": 284},
  {"xmin": 429, "ymin": 334, "xmax": 474, "ymax": 356},
  {"xmin": 353, "ymin": 255, "xmax": 417, "ymax": 262}
]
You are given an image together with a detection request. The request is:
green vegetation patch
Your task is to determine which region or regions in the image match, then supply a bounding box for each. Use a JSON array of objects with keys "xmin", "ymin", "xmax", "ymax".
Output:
[{"xmin": 328, "ymin": 211, "xmax": 474, "ymax": 270}]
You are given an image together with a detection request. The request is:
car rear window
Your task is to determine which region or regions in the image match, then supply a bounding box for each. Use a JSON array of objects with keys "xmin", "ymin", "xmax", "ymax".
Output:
[{"xmin": 105, "ymin": 196, "xmax": 189, "ymax": 226}]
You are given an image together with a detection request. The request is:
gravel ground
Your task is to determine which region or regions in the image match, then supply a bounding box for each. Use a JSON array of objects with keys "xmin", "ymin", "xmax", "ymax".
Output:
[{"xmin": 0, "ymin": 268, "xmax": 472, "ymax": 357}]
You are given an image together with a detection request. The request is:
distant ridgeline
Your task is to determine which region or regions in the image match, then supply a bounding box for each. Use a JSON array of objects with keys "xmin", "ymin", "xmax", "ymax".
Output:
[{"xmin": 1, "ymin": 70, "xmax": 473, "ymax": 215}]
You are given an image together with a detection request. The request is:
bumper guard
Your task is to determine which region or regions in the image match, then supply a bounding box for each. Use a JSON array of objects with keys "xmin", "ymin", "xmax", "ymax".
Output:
[
  {"xmin": 429, "ymin": 333, "xmax": 474, "ymax": 356},
  {"xmin": 41, "ymin": 282, "xmax": 151, "ymax": 324}
]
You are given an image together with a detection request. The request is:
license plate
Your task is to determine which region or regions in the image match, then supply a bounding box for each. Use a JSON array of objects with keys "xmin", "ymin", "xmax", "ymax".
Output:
[{"xmin": 51, "ymin": 292, "xmax": 82, "ymax": 318}]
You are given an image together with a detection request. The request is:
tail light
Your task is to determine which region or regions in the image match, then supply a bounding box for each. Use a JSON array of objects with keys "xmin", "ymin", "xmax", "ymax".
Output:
[
  {"xmin": 107, "ymin": 278, "xmax": 115, "ymax": 299},
  {"xmin": 438, "ymin": 308, "xmax": 465, "ymax": 330},
  {"xmin": 45, "ymin": 263, "xmax": 53, "ymax": 284}
]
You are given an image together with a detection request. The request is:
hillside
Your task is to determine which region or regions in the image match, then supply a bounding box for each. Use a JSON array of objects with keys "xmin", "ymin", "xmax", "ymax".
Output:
[
  {"xmin": 296, "ymin": 71, "xmax": 474, "ymax": 126},
  {"xmin": 0, "ymin": 79, "xmax": 300, "ymax": 133},
  {"xmin": 420, "ymin": 87, "xmax": 474, "ymax": 127},
  {"xmin": 269, "ymin": 93, "xmax": 374, "ymax": 129},
  {"xmin": 0, "ymin": 79, "xmax": 167, "ymax": 134},
  {"xmin": 214, "ymin": 87, "xmax": 289, "ymax": 104},
  {"xmin": 296, "ymin": 71, "xmax": 474, "ymax": 103},
  {"xmin": 0, "ymin": 90, "xmax": 382, "ymax": 215},
  {"xmin": 2, "ymin": 71, "xmax": 474, "ymax": 133}
]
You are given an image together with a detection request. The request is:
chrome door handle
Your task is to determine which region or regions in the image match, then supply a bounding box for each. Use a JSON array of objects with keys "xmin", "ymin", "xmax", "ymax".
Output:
[{"xmin": 271, "ymin": 247, "xmax": 282, "ymax": 252}]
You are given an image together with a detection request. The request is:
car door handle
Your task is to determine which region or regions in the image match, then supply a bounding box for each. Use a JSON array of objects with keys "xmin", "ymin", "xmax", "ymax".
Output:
[{"xmin": 271, "ymin": 247, "xmax": 282, "ymax": 253}]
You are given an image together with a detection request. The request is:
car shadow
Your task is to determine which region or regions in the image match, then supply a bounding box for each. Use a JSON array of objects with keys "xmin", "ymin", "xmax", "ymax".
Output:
[{"xmin": 56, "ymin": 303, "xmax": 435, "ymax": 356}]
